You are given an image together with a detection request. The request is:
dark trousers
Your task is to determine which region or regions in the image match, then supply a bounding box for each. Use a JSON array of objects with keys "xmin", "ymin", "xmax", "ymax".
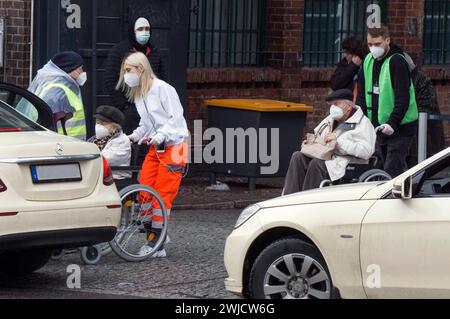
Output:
[
  {"xmin": 378, "ymin": 135, "xmax": 414, "ymax": 178},
  {"xmin": 284, "ymin": 152, "xmax": 330, "ymax": 195}
]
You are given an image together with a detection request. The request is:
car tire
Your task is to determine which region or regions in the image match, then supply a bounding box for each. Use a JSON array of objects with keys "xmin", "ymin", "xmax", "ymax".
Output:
[
  {"xmin": 248, "ymin": 238, "xmax": 334, "ymax": 299},
  {"xmin": 0, "ymin": 249, "xmax": 52, "ymax": 275}
]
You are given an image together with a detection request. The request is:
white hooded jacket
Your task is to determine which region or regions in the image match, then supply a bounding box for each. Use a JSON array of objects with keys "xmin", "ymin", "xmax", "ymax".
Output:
[
  {"xmin": 16, "ymin": 61, "xmax": 81, "ymax": 121},
  {"xmin": 129, "ymin": 79, "xmax": 189, "ymax": 146},
  {"xmin": 314, "ymin": 106, "xmax": 377, "ymax": 181}
]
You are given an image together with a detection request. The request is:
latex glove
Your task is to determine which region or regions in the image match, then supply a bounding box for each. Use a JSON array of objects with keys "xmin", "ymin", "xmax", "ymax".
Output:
[
  {"xmin": 138, "ymin": 133, "xmax": 165, "ymax": 146},
  {"xmin": 149, "ymin": 133, "xmax": 165, "ymax": 146},
  {"xmin": 138, "ymin": 136, "xmax": 151, "ymax": 145},
  {"xmin": 375, "ymin": 124, "xmax": 394, "ymax": 136},
  {"xmin": 128, "ymin": 134, "xmax": 139, "ymax": 143}
]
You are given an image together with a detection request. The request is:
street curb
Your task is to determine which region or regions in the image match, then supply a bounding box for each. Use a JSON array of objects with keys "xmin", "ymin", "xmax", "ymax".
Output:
[{"xmin": 173, "ymin": 199, "xmax": 259, "ymax": 211}]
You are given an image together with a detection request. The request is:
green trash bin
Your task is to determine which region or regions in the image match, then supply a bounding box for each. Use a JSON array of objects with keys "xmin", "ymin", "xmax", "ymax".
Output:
[{"xmin": 205, "ymin": 99, "xmax": 314, "ymax": 190}]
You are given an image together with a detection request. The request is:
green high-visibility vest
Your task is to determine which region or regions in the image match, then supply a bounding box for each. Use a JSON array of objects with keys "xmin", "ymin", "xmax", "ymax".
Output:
[
  {"xmin": 363, "ymin": 53, "xmax": 419, "ymax": 126},
  {"xmin": 39, "ymin": 83, "xmax": 87, "ymax": 140}
]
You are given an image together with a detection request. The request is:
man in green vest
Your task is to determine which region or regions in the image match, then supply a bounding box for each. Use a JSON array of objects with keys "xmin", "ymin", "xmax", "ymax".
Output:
[
  {"xmin": 356, "ymin": 26, "xmax": 418, "ymax": 178},
  {"xmin": 17, "ymin": 51, "xmax": 88, "ymax": 140}
]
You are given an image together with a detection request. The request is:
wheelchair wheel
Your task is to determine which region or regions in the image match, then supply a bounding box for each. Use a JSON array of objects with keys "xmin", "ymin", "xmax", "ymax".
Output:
[
  {"xmin": 80, "ymin": 246, "xmax": 102, "ymax": 265},
  {"xmin": 51, "ymin": 249, "xmax": 65, "ymax": 261},
  {"xmin": 358, "ymin": 169, "xmax": 392, "ymax": 183},
  {"xmin": 95, "ymin": 242, "xmax": 112, "ymax": 257},
  {"xmin": 109, "ymin": 184, "xmax": 168, "ymax": 262}
]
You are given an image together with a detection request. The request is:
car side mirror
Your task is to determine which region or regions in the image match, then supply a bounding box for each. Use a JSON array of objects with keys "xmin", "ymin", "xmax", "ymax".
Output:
[{"xmin": 392, "ymin": 175, "xmax": 413, "ymax": 200}]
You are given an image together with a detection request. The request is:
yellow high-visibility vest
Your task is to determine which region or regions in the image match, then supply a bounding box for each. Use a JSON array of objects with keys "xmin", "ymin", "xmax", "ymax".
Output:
[{"xmin": 39, "ymin": 82, "xmax": 87, "ymax": 140}]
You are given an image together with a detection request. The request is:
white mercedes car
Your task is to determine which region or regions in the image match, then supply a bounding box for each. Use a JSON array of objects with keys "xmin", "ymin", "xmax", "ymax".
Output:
[
  {"xmin": 225, "ymin": 146, "xmax": 450, "ymax": 299},
  {"xmin": 0, "ymin": 83, "xmax": 121, "ymax": 275}
]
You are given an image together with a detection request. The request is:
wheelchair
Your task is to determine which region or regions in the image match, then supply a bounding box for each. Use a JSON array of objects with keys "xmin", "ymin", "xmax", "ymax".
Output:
[
  {"xmin": 281, "ymin": 156, "xmax": 392, "ymax": 196},
  {"xmin": 52, "ymin": 144, "xmax": 169, "ymax": 265},
  {"xmin": 319, "ymin": 156, "xmax": 392, "ymax": 188}
]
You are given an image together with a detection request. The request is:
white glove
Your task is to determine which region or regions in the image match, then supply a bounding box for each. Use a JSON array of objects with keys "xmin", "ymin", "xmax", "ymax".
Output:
[
  {"xmin": 138, "ymin": 137, "xmax": 150, "ymax": 145},
  {"xmin": 149, "ymin": 133, "xmax": 165, "ymax": 146},
  {"xmin": 375, "ymin": 124, "xmax": 394, "ymax": 136},
  {"xmin": 138, "ymin": 133, "xmax": 165, "ymax": 146},
  {"xmin": 128, "ymin": 134, "xmax": 139, "ymax": 143}
]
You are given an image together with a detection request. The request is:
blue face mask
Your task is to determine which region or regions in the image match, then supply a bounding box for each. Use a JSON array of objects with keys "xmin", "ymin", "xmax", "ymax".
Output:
[{"xmin": 136, "ymin": 31, "xmax": 151, "ymax": 45}]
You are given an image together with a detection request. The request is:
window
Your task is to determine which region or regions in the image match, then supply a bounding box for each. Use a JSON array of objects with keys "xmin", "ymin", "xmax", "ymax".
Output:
[
  {"xmin": 423, "ymin": 0, "xmax": 450, "ymax": 65},
  {"xmin": 303, "ymin": 0, "xmax": 387, "ymax": 67},
  {"xmin": 415, "ymin": 156, "xmax": 450, "ymax": 197},
  {"xmin": 189, "ymin": 0, "xmax": 266, "ymax": 68},
  {"xmin": 0, "ymin": 102, "xmax": 44, "ymax": 132}
]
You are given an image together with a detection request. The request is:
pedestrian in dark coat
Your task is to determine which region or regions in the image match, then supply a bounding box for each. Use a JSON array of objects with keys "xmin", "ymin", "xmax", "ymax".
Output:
[
  {"xmin": 402, "ymin": 54, "xmax": 446, "ymax": 166},
  {"xmin": 330, "ymin": 36, "xmax": 367, "ymax": 95},
  {"xmin": 103, "ymin": 16, "xmax": 167, "ymax": 135}
]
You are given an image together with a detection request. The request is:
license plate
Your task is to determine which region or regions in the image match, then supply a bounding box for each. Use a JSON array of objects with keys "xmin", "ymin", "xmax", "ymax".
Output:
[{"xmin": 30, "ymin": 163, "xmax": 82, "ymax": 184}]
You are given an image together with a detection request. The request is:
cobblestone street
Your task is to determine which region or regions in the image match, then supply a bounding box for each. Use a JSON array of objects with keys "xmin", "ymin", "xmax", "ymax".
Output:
[{"xmin": 0, "ymin": 210, "xmax": 241, "ymax": 299}]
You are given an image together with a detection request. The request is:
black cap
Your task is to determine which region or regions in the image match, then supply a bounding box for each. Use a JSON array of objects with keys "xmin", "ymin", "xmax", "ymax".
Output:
[
  {"xmin": 94, "ymin": 105, "xmax": 125, "ymax": 127},
  {"xmin": 51, "ymin": 51, "xmax": 84, "ymax": 73},
  {"xmin": 325, "ymin": 89, "xmax": 354, "ymax": 102}
]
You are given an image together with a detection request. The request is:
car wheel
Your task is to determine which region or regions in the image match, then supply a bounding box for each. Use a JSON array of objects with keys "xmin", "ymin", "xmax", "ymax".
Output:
[
  {"xmin": 0, "ymin": 249, "xmax": 52, "ymax": 275},
  {"xmin": 248, "ymin": 238, "xmax": 333, "ymax": 299}
]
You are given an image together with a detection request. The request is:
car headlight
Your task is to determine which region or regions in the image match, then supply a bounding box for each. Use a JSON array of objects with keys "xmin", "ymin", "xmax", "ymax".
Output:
[{"xmin": 235, "ymin": 204, "xmax": 260, "ymax": 228}]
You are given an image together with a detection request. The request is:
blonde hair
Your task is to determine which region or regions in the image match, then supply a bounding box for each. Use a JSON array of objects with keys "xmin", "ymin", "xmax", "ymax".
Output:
[{"xmin": 116, "ymin": 52, "xmax": 158, "ymax": 102}]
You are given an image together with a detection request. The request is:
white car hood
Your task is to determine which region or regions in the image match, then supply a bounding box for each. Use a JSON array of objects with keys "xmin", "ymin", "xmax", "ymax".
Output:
[{"xmin": 258, "ymin": 182, "xmax": 382, "ymax": 208}]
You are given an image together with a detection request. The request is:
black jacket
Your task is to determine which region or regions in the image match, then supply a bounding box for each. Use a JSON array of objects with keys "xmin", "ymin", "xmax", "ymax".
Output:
[
  {"xmin": 103, "ymin": 17, "xmax": 167, "ymax": 112},
  {"xmin": 330, "ymin": 58, "xmax": 360, "ymax": 91},
  {"xmin": 356, "ymin": 43, "xmax": 417, "ymax": 137}
]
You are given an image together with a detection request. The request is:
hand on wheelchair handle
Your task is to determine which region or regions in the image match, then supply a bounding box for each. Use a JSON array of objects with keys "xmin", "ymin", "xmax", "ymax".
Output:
[
  {"xmin": 127, "ymin": 135, "xmax": 138, "ymax": 144},
  {"xmin": 137, "ymin": 133, "xmax": 165, "ymax": 146},
  {"xmin": 137, "ymin": 137, "xmax": 150, "ymax": 145},
  {"xmin": 375, "ymin": 124, "xmax": 394, "ymax": 136}
]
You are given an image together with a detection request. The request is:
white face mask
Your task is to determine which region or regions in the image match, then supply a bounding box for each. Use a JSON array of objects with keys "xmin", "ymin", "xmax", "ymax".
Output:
[
  {"xmin": 124, "ymin": 72, "xmax": 141, "ymax": 88},
  {"xmin": 136, "ymin": 31, "xmax": 151, "ymax": 45},
  {"xmin": 370, "ymin": 46, "xmax": 386, "ymax": 60},
  {"xmin": 330, "ymin": 105, "xmax": 344, "ymax": 121},
  {"xmin": 76, "ymin": 72, "xmax": 87, "ymax": 86},
  {"xmin": 95, "ymin": 124, "xmax": 110, "ymax": 139}
]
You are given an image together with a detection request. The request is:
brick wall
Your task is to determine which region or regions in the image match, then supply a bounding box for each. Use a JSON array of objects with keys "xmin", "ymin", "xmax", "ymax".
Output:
[{"xmin": 0, "ymin": 0, "xmax": 32, "ymax": 87}]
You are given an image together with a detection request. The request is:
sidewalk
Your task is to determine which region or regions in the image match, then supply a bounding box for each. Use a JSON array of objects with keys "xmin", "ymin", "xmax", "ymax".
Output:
[{"xmin": 173, "ymin": 177, "xmax": 284, "ymax": 211}]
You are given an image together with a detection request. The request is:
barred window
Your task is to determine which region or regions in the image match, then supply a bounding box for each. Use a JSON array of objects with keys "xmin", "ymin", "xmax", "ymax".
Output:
[
  {"xmin": 303, "ymin": 0, "xmax": 387, "ymax": 67},
  {"xmin": 189, "ymin": 0, "xmax": 266, "ymax": 68},
  {"xmin": 424, "ymin": 0, "xmax": 450, "ymax": 65}
]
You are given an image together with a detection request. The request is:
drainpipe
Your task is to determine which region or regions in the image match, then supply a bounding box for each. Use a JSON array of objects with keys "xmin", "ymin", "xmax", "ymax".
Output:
[{"xmin": 29, "ymin": 0, "xmax": 35, "ymax": 86}]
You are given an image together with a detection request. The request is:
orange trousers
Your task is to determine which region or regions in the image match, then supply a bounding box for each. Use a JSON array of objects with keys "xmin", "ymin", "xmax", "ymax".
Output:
[{"xmin": 139, "ymin": 142, "xmax": 188, "ymax": 229}]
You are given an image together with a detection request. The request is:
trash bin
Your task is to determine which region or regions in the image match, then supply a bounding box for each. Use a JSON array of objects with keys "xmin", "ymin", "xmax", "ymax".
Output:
[{"xmin": 205, "ymin": 99, "xmax": 313, "ymax": 190}]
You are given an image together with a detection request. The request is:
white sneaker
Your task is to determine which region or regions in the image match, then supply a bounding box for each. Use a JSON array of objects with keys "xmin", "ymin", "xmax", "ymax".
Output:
[
  {"xmin": 151, "ymin": 248, "xmax": 167, "ymax": 258},
  {"xmin": 138, "ymin": 244, "xmax": 167, "ymax": 258}
]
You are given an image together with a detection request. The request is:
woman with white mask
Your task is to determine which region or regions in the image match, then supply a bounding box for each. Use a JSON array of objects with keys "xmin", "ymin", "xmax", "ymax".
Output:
[
  {"xmin": 91, "ymin": 105, "xmax": 131, "ymax": 184},
  {"xmin": 116, "ymin": 52, "xmax": 189, "ymax": 258}
]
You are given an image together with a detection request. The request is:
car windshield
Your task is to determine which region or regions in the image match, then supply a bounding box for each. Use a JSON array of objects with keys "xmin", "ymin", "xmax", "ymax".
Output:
[{"xmin": 0, "ymin": 100, "xmax": 44, "ymax": 133}]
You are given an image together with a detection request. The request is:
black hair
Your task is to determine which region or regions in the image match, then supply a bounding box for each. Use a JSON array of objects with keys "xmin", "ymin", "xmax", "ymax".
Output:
[{"xmin": 341, "ymin": 35, "xmax": 367, "ymax": 59}]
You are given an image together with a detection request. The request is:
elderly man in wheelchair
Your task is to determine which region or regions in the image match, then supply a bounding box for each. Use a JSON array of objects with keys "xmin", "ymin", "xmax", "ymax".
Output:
[{"xmin": 284, "ymin": 89, "xmax": 382, "ymax": 195}]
